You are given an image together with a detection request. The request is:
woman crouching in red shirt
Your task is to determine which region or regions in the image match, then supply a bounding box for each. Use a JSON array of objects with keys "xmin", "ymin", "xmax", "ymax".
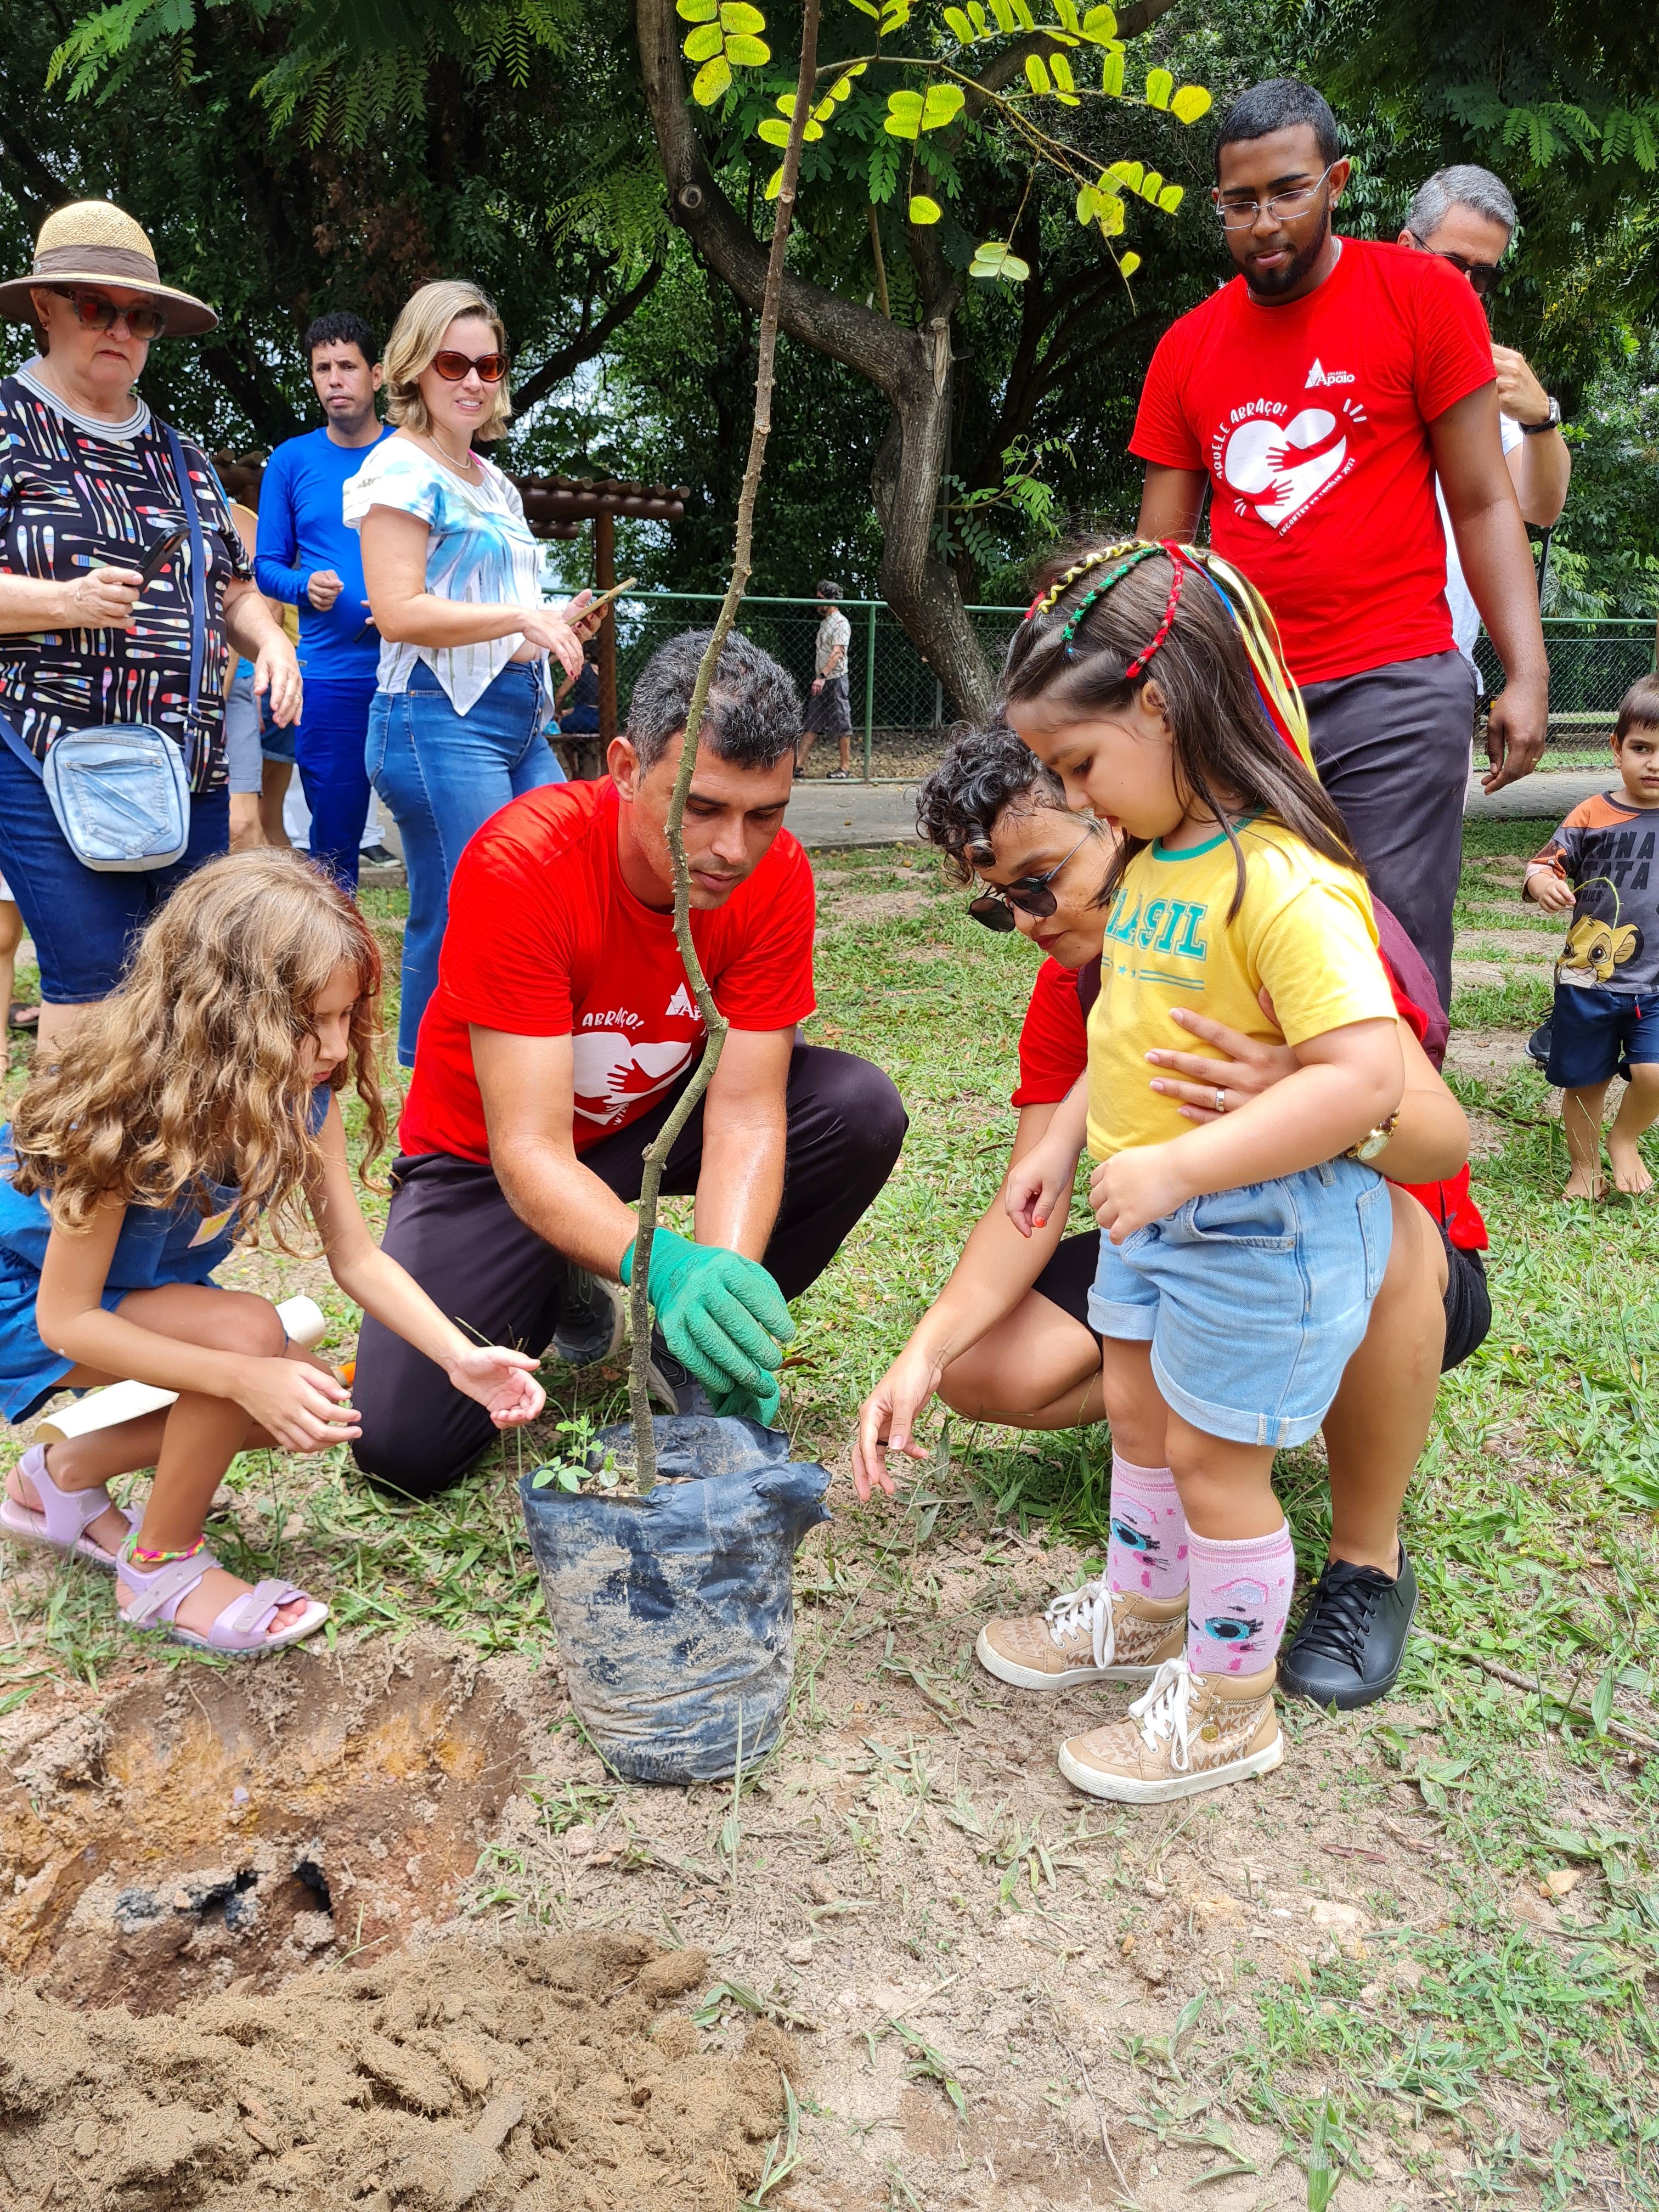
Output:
[{"xmin": 855, "ymin": 726, "xmax": 1489, "ymax": 1712}]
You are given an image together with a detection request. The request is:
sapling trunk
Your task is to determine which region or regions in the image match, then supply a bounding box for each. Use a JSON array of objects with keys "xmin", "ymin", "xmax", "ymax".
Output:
[{"xmin": 624, "ymin": 0, "xmax": 823, "ymax": 1490}]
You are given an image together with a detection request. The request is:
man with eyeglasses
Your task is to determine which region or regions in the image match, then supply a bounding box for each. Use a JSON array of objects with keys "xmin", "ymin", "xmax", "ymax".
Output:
[
  {"xmin": 1399, "ymin": 165, "xmax": 1571, "ymax": 675},
  {"xmin": 1132, "ymin": 79, "xmax": 1550, "ymax": 1013}
]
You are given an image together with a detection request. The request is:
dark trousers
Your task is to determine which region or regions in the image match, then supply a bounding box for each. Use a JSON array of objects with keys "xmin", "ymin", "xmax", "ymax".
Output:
[
  {"xmin": 1304, "ymin": 649, "xmax": 1477, "ymax": 1016},
  {"xmin": 352, "ymin": 1043, "xmax": 907, "ymax": 1497}
]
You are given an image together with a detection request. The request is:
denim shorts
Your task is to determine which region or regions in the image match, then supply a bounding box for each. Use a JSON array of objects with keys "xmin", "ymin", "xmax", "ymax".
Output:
[
  {"xmin": 223, "ymin": 664, "xmax": 263, "ymax": 794},
  {"xmin": 0, "ymin": 735, "xmax": 229, "ymax": 1003},
  {"xmin": 1088, "ymin": 1156, "xmax": 1392, "ymax": 1449},
  {"xmin": 1545, "ymin": 981, "xmax": 1659, "ymax": 1088}
]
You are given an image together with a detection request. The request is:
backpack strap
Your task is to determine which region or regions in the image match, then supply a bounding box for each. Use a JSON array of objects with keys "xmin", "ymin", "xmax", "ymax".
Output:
[
  {"xmin": 1075, "ymin": 955, "xmax": 1102, "ymax": 1020},
  {"xmin": 161, "ymin": 422, "xmax": 207, "ymax": 719},
  {"xmin": 0, "ymin": 705, "xmax": 44, "ymax": 780}
]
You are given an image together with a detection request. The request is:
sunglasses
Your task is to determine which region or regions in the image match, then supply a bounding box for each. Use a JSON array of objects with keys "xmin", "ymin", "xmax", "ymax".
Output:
[
  {"xmin": 431, "ymin": 349, "xmax": 509, "ymax": 383},
  {"xmin": 50, "ymin": 286, "xmax": 166, "ymax": 341},
  {"xmin": 1410, "ymin": 238, "xmax": 1503, "ymax": 298},
  {"xmin": 966, "ymin": 825, "xmax": 1097, "ymax": 930}
]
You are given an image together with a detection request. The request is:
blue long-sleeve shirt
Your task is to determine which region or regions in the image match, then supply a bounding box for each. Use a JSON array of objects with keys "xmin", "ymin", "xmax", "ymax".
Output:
[{"xmin": 253, "ymin": 424, "xmax": 393, "ymax": 685}]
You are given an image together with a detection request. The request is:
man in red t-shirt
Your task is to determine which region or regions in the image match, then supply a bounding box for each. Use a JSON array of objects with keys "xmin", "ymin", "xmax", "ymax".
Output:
[
  {"xmin": 353, "ymin": 629, "xmax": 907, "ymax": 1497},
  {"xmin": 1132, "ymin": 78, "xmax": 1550, "ymax": 1013}
]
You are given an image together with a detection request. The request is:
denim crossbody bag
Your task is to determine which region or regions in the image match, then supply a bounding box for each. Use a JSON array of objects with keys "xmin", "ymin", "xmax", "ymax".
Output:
[{"xmin": 0, "ymin": 423, "xmax": 202, "ymax": 871}]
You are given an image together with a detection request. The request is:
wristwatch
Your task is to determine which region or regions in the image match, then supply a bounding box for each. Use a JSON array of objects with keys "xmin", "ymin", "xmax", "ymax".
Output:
[
  {"xmin": 1347, "ymin": 1110, "xmax": 1401, "ymax": 1163},
  {"xmin": 1521, "ymin": 396, "xmax": 1562, "ymax": 436}
]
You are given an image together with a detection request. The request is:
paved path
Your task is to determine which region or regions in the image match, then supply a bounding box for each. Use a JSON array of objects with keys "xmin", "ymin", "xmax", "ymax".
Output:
[{"xmin": 785, "ymin": 768, "xmax": 1601, "ymax": 849}]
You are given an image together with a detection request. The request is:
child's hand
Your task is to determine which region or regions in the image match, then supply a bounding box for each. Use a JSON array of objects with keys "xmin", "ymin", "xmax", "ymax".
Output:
[
  {"xmin": 238, "ymin": 1356, "xmax": 362, "ymax": 1452},
  {"xmin": 446, "ymin": 1344, "xmax": 546, "ymax": 1427},
  {"xmin": 1527, "ymin": 866, "xmax": 1575, "ymax": 914},
  {"xmin": 1090, "ymin": 1143, "xmax": 1193, "ymax": 1245},
  {"xmin": 1004, "ymin": 1142, "xmax": 1077, "ymax": 1238}
]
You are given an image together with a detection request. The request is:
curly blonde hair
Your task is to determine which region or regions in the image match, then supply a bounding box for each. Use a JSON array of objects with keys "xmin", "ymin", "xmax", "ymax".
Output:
[
  {"xmin": 382, "ymin": 279, "xmax": 512, "ymax": 442},
  {"xmin": 10, "ymin": 850, "xmax": 388, "ymax": 1250}
]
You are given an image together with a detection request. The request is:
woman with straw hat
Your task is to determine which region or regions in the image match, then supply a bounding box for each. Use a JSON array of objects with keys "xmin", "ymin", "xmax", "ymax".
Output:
[{"xmin": 0, "ymin": 201, "xmax": 301, "ymax": 1057}]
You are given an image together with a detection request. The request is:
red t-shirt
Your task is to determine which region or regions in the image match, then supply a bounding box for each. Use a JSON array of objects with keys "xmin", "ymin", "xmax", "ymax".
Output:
[
  {"xmin": 1130, "ymin": 238, "xmax": 1495, "ymax": 686},
  {"xmin": 397, "ymin": 780, "xmax": 817, "ymax": 1165},
  {"xmin": 1012, "ymin": 951, "xmax": 1487, "ymax": 1251}
]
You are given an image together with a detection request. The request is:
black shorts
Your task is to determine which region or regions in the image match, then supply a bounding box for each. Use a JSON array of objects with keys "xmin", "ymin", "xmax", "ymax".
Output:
[{"xmin": 1032, "ymin": 1223, "xmax": 1491, "ymax": 1379}]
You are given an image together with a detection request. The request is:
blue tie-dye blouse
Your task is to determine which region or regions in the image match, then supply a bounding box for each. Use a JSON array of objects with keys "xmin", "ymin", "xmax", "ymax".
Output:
[{"xmin": 342, "ymin": 436, "xmax": 547, "ymax": 715}]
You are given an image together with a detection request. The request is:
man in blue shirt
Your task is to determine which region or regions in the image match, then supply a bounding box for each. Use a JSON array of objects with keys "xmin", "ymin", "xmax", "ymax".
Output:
[{"xmin": 253, "ymin": 312, "xmax": 393, "ymax": 887}]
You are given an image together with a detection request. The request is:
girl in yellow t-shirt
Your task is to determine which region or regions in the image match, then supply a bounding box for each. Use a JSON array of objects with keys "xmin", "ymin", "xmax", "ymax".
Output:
[{"xmin": 1001, "ymin": 539, "xmax": 1403, "ymax": 1805}]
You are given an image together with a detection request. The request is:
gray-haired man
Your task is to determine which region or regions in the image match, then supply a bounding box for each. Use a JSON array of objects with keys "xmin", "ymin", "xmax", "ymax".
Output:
[
  {"xmin": 1400, "ymin": 164, "xmax": 1571, "ymax": 667},
  {"xmin": 798, "ymin": 579, "xmax": 854, "ymax": 780}
]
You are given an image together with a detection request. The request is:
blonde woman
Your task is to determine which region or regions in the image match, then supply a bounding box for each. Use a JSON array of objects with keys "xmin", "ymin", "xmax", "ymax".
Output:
[{"xmin": 347, "ymin": 279, "xmax": 590, "ymax": 1062}]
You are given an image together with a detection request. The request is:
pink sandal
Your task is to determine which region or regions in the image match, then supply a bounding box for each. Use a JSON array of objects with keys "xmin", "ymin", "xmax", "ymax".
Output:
[
  {"xmin": 116, "ymin": 1538, "xmax": 329, "ymax": 1655},
  {"xmin": 0, "ymin": 1443, "xmax": 138, "ymax": 1572}
]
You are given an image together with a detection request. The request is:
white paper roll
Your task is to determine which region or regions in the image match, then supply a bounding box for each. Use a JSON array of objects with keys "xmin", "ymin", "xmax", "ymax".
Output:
[{"xmin": 29, "ymin": 1295, "xmax": 332, "ymax": 1446}]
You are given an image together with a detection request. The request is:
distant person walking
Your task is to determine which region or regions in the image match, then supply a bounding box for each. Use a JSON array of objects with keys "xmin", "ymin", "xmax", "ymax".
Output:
[
  {"xmin": 349, "ymin": 279, "xmax": 590, "ymax": 1063},
  {"xmin": 252, "ymin": 311, "xmax": 394, "ymax": 888},
  {"xmin": 0, "ymin": 201, "xmax": 300, "ymax": 1059},
  {"xmin": 797, "ymin": 580, "xmax": 853, "ymax": 781},
  {"xmin": 1132, "ymin": 80, "xmax": 1550, "ymax": 1011},
  {"xmin": 1399, "ymin": 165, "xmax": 1571, "ymax": 668}
]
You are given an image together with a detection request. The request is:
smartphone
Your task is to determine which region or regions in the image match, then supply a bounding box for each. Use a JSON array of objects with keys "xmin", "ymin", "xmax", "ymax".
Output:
[
  {"xmin": 135, "ymin": 527, "xmax": 188, "ymax": 590},
  {"xmin": 579, "ymin": 577, "xmax": 638, "ymax": 621}
]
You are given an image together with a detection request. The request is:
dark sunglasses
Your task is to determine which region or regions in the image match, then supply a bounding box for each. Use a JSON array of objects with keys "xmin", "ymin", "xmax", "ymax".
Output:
[
  {"xmin": 431, "ymin": 349, "xmax": 509, "ymax": 383},
  {"xmin": 50, "ymin": 286, "xmax": 166, "ymax": 341},
  {"xmin": 1410, "ymin": 239, "xmax": 1503, "ymax": 299},
  {"xmin": 966, "ymin": 826, "xmax": 1097, "ymax": 930}
]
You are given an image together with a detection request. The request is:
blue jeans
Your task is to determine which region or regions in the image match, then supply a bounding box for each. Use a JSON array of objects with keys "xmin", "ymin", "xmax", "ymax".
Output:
[
  {"xmin": 368, "ymin": 660, "xmax": 564, "ymax": 1064},
  {"xmin": 295, "ymin": 679, "xmax": 377, "ymax": 889},
  {"xmin": 0, "ymin": 737, "xmax": 229, "ymax": 1002}
]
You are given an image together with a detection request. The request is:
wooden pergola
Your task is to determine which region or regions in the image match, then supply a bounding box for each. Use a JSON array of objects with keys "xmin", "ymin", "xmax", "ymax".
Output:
[{"xmin": 213, "ymin": 452, "xmax": 687, "ymax": 748}]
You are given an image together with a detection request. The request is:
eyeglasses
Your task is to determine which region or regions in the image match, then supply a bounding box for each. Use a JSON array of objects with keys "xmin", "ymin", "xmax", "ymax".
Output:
[
  {"xmin": 431, "ymin": 349, "xmax": 509, "ymax": 383},
  {"xmin": 49, "ymin": 287, "xmax": 166, "ymax": 341},
  {"xmin": 966, "ymin": 826, "xmax": 1097, "ymax": 930},
  {"xmin": 1408, "ymin": 237, "xmax": 1503, "ymax": 298},
  {"xmin": 1215, "ymin": 163, "xmax": 1338, "ymax": 230}
]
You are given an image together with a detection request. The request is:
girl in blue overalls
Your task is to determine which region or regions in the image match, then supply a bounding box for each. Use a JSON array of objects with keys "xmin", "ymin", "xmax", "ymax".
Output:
[{"xmin": 0, "ymin": 849, "xmax": 543, "ymax": 1654}]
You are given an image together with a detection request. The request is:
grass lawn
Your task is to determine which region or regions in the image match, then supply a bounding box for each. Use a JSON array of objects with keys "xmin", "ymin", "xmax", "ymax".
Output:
[{"xmin": 3, "ymin": 820, "xmax": 1657, "ymax": 2209}]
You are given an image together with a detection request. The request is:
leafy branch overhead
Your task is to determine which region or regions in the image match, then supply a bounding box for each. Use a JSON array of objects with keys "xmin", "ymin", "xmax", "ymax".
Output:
[{"xmin": 675, "ymin": 0, "xmax": 1207, "ymax": 284}]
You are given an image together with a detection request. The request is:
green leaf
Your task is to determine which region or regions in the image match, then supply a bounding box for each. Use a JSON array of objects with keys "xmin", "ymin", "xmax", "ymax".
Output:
[
  {"xmin": 1074, "ymin": 182, "xmax": 1096, "ymax": 224},
  {"xmin": 1141, "ymin": 168, "xmax": 1164, "ymax": 200},
  {"xmin": 682, "ymin": 22, "xmax": 724, "ymax": 59},
  {"xmin": 967, "ymin": 0, "xmax": 989, "ymax": 29},
  {"xmin": 675, "ymin": 0, "xmax": 718, "ymax": 16},
  {"xmin": 1118, "ymin": 249, "xmax": 1140, "ymax": 276},
  {"xmin": 1024, "ymin": 53, "xmax": 1051, "ymax": 93},
  {"xmin": 1051, "ymin": 50, "xmax": 1075, "ymax": 97},
  {"xmin": 1108, "ymin": 157, "xmax": 1143, "ymax": 190},
  {"xmin": 718, "ymin": 0, "xmax": 765, "ymax": 27},
  {"xmin": 1171, "ymin": 82, "xmax": 1211, "ymax": 124},
  {"xmin": 909, "ymin": 193, "xmax": 941, "ymax": 223},
  {"xmin": 1051, "ymin": 0, "xmax": 1079, "ymax": 26},
  {"xmin": 943, "ymin": 3, "xmax": 973, "ymax": 36},
  {"xmin": 764, "ymin": 161, "xmax": 783, "ymax": 198},
  {"xmin": 989, "ymin": 0, "xmax": 1017, "ymax": 30},
  {"xmin": 1144, "ymin": 64, "xmax": 1171, "ymax": 108},
  {"xmin": 691, "ymin": 53, "xmax": 731, "ymax": 101},
  {"xmin": 1156, "ymin": 182, "xmax": 1183, "ymax": 212},
  {"xmin": 1591, "ymin": 1661, "xmax": 1616, "ymax": 1736},
  {"xmin": 884, "ymin": 88, "xmax": 924, "ymax": 137},
  {"xmin": 867, "ymin": 131, "xmax": 902, "ymax": 202},
  {"xmin": 1080, "ymin": 1, "xmax": 1115, "ymax": 31},
  {"xmin": 1096, "ymin": 190, "xmax": 1124, "ymax": 235},
  {"xmin": 724, "ymin": 33, "xmax": 770, "ymax": 63},
  {"xmin": 757, "ymin": 116, "xmax": 790, "ymax": 143},
  {"xmin": 1307, "ymin": 2097, "xmax": 1338, "ymax": 2212},
  {"xmin": 969, "ymin": 239, "xmax": 1030, "ymax": 281},
  {"xmin": 1101, "ymin": 45, "xmax": 1123, "ymax": 95},
  {"xmin": 921, "ymin": 82, "xmax": 964, "ymax": 128}
]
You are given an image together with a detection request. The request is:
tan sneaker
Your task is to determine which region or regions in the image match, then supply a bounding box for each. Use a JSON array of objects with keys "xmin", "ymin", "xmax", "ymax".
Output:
[
  {"xmin": 1057, "ymin": 1656, "xmax": 1283, "ymax": 1803},
  {"xmin": 975, "ymin": 1575, "xmax": 1187, "ymax": 1691}
]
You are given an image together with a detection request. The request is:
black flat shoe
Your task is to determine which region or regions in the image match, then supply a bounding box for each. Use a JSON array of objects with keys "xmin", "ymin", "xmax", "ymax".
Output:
[
  {"xmin": 551, "ymin": 1266, "xmax": 626, "ymax": 1368},
  {"xmin": 1279, "ymin": 1545, "xmax": 1418, "ymax": 1711}
]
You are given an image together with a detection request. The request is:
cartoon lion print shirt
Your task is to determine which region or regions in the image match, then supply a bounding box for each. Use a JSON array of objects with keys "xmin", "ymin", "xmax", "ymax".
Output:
[{"xmin": 1531, "ymin": 792, "xmax": 1659, "ymax": 991}]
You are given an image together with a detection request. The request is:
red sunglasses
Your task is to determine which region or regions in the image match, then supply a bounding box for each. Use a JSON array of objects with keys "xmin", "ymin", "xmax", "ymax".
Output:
[{"xmin": 431, "ymin": 349, "xmax": 508, "ymax": 383}]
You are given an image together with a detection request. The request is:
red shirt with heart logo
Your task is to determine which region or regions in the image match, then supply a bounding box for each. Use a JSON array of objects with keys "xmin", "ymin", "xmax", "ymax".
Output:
[
  {"xmin": 397, "ymin": 778, "xmax": 816, "ymax": 1164},
  {"xmin": 1130, "ymin": 238, "xmax": 1495, "ymax": 686}
]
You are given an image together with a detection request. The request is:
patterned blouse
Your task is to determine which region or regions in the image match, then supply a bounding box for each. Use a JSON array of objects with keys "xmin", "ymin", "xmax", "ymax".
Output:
[
  {"xmin": 342, "ymin": 436, "xmax": 548, "ymax": 715},
  {"xmin": 0, "ymin": 369, "xmax": 251, "ymax": 793}
]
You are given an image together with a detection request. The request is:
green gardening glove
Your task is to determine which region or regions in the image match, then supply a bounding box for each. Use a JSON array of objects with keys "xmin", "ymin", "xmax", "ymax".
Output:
[{"xmin": 621, "ymin": 1227, "xmax": 794, "ymax": 1412}]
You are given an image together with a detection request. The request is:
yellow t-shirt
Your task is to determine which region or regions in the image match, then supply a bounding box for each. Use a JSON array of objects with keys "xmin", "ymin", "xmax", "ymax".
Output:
[{"xmin": 1086, "ymin": 816, "xmax": 1395, "ymax": 1160}]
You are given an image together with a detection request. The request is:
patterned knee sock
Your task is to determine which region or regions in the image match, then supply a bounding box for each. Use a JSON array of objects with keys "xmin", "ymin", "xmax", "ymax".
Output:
[
  {"xmin": 1185, "ymin": 1524, "xmax": 1295, "ymax": 1675},
  {"xmin": 1107, "ymin": 1452, "xmax": 1188, "ymax": 1599}
]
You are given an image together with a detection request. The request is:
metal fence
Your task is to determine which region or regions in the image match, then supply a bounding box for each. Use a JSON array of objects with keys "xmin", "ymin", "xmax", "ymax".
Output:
[{"xmin": 601, "ymin": 591, "xmax": 1656, "ymax": 782}]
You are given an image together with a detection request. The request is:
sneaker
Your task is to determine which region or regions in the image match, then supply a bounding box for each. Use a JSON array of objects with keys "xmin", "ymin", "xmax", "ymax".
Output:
[
  {"xmin": 358, "ymin": 842, "xmax": 398, "ymax": 868},
  {"xmin": 1279, "ymin": 1545, "xmax": 1418, "ymax": 1711},
  {"xmin": 976, "ymin": 1576, "xmax": 1186, "ymax": 1690},
  {"xmin": 550, "ymin": 1267, "xmax": 627, "ymax": 1369},
  {"xmin": 1057, "ymin": 1656, "xmax": 1282, "ymax": 1804},
  {"xmin": 826, "ymin": 767, "xmax": 853, "ymax": 781},
  {"xmin": 646, "ymin": 1329, "xmax": 715, "ymax": 1417},
  {"xmin": 1526, "ymin": 1017, "xmax": 1553, "ymax": 1070}
]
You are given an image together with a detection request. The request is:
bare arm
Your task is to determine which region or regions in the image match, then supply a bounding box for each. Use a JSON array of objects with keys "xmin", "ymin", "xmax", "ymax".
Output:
[
  {"xmin": 359, "ymin": 505, "xmax": 588, "ymax": 678},
  {"xmin": 693, "ymin": 1027, "xmax": 793, "ymax": 1257},
  {"xmin": 223, "ymin": 575, "xmax": 302, "ymax": 726},
  {"xmin": 0, "ymin": 566, "xmax": 142, "ymax": 636},
  {"xmin": 1493, "ymin": 346, "xmax": 1570, "ymax": 528},
  {"xmin": 1136, "ymin": 463, "xmax": 1207, "ymax": 543},
  {"xmin": 471, "ymin": 1029, "xmax": 642, "ymax": 1277},
  {"xmin": 1431, "ymin": 383, "xmax": 1551, "ymax": 792}
]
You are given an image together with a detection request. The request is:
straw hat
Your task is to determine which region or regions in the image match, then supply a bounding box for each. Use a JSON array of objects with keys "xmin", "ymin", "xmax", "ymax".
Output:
[{"xmin": 0, "ymin": 201, "xmax": 217, "ymax": 338}]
